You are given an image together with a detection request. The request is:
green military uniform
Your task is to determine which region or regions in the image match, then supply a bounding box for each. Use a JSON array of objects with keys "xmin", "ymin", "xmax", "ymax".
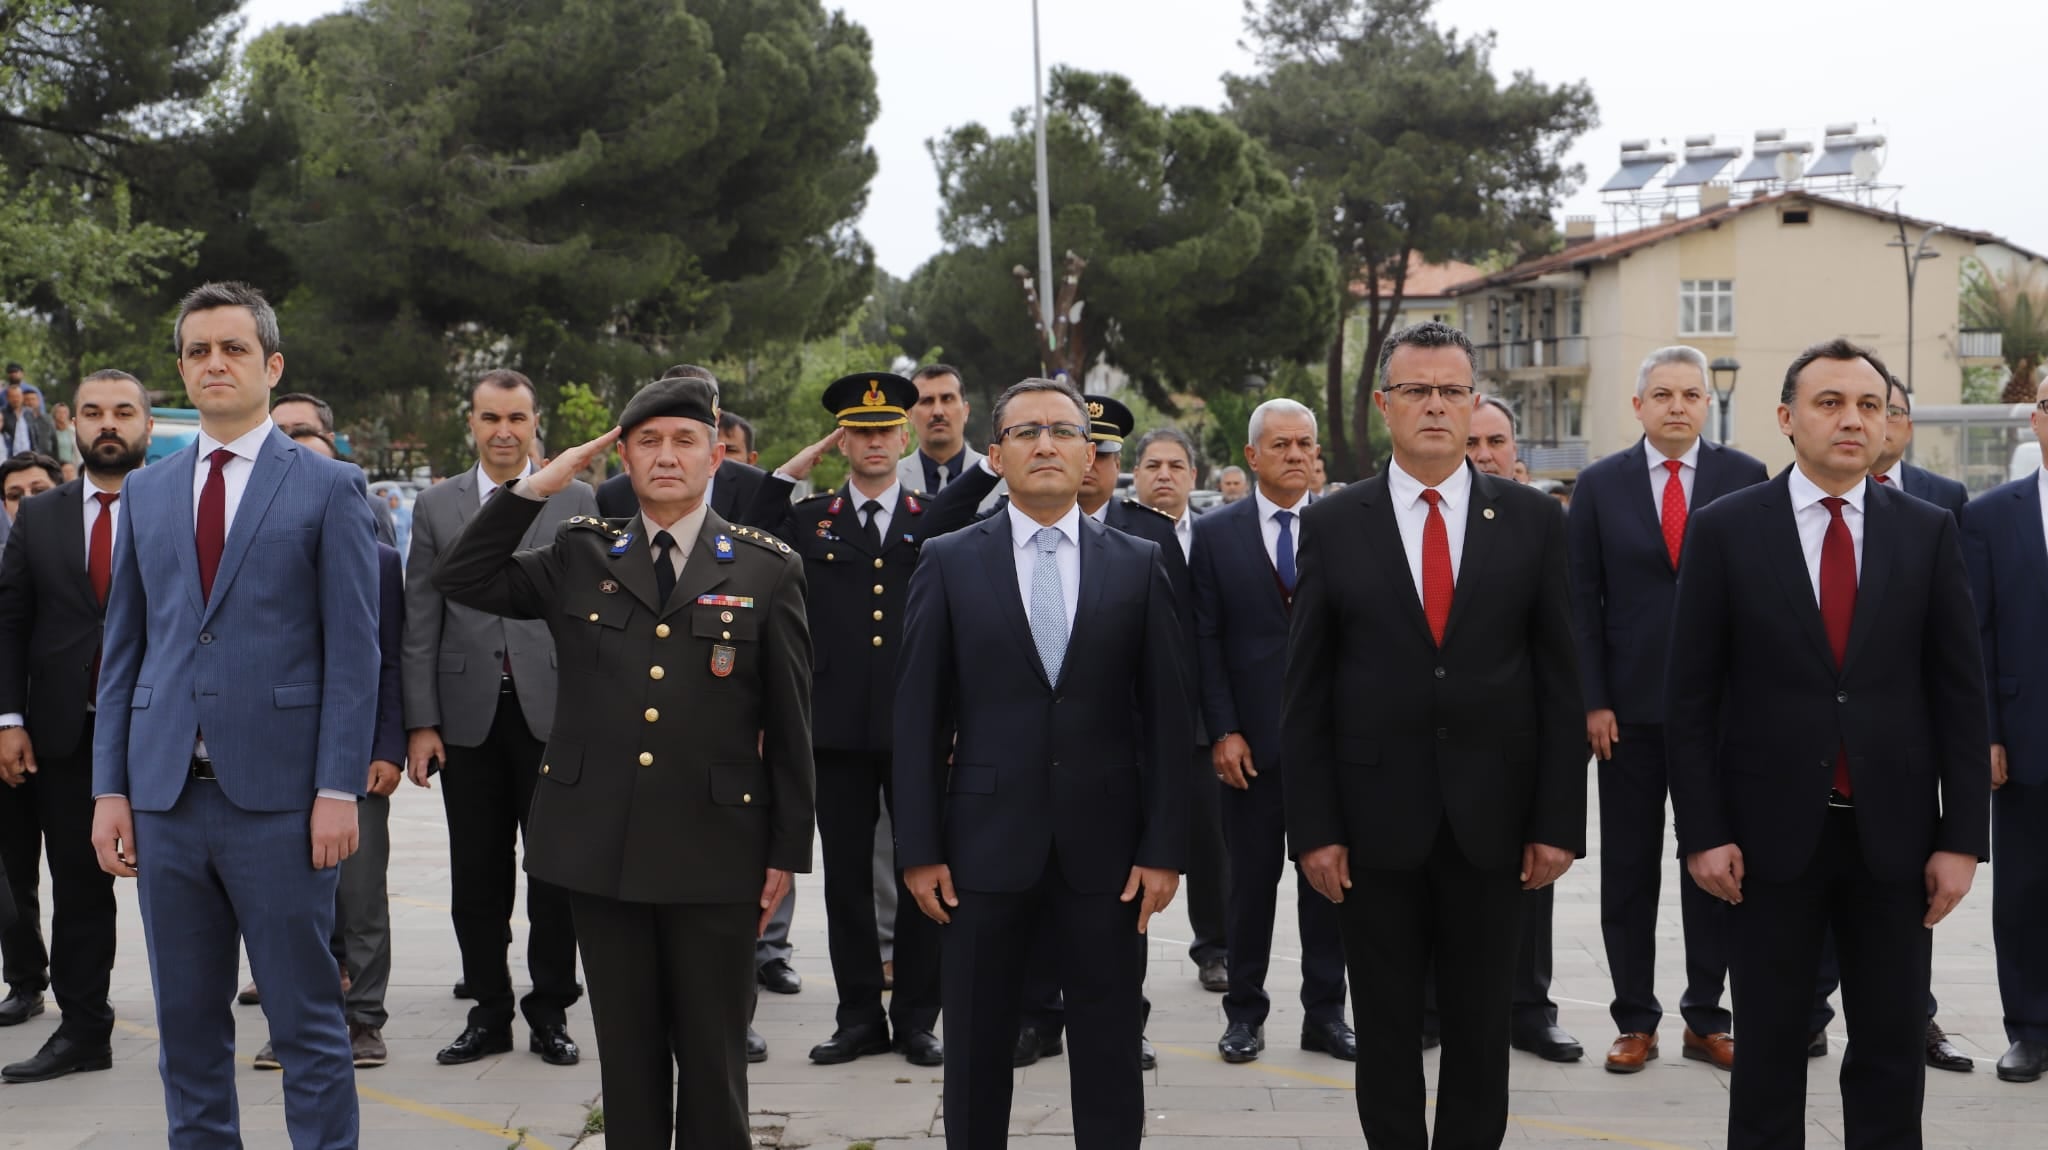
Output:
[{"xmin": 432, "ymin": 375, "xmax": 813, "ymax": 1150}]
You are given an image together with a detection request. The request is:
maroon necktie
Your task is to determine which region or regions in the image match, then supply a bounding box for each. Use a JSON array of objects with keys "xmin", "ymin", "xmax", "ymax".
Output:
[
  {"xmin": 1819, "ymin": 496, "xmax": 1856, "ymax": 797},
  {"xmin": 197, "ymin": 448, "xmax": 232, "ymax": 601},
  {"xmin": 1421, "ymin": 489, "xmax": 1453, "ymax": 647},
  {"xmin": 89, "ymin": 491, "xmax": 118, "ymax": 606},
  {"xmin": 1660, "ymin": 460, "xmax": 1687, "ymax": 568},
  {"xmin": 1874, "ymin": 474, "xmax": 1892, "ymax": 486}
]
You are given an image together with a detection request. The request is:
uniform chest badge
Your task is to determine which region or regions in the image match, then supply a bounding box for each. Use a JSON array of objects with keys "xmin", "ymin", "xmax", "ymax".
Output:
[
  {"xmin": 828, "ymin": 495, "xmax": 845, "ymax": 516},
  {"xmin": 904, "ymin": 494, "xmax": 923, "ymax": 515},
  {"xmin": 714, "ymin": 534, "xmax": 735, "ymax": 562},
  {"xmin": 599, "ymin": 579, "xmax": 619, "ymax": 594},
  {"xmin": 610, "ymin": 534, "xmax": 634, "ymax": 556},
  {"xmin": 710, "ymin": 644, "xmax": 737, "ymax": 678}
]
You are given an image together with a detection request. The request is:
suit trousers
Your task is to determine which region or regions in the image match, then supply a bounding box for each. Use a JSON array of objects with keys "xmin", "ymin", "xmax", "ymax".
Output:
[
  {"xmin": 944, "ymin": 855, "xmax": 1146, "ymax": 1150},
  {"xmin": 813, "ymin": 748, "xmax": 940, "ymax": 1032},
  {"xmin": 1728, "ymin": 808, "xmax": 1930, "ymax": 1150},
  {"xmin": 1220, "ymin": 767, "xmax": 1347, "ymax": 1028},
  {"xmin": 135, "ymin": 780, "xmax": 356, "ymax": 1150},
  {"xmin": 755, "ymin": 884, "xmax": 794, "ymax": 968},
  {"xmin": 0, "ymin": 735, "xmax": 117, "ymax": 1042},
  {"xmin": 1185, "ymin": 748, "xmax": 1230, "ymax": 965},
  {"xmin": 1598, "ymin": 724, "xmax": 1731, "ymax": 1036},
  {"xmin": 875, "ymin": 811, "xmax": 898, "ymax": 961},
  {"xmin": 332, "ymin": 792, "xmax": 392, "ymax": 1028},
  {"xmin": 440, "ymin": 683, "xmax": 581, "ymax": 1032},
  {"xmin": 1342, "ymin": 819, "xmax": 1522, "ymax": 1150},
  {"xmin": 1994, "ymin": 779, "xmax": 2048, "ymax": 1044},
  {"xmin": 570, "ymin": 893, "xmax": 755, "ymax": 1150}
]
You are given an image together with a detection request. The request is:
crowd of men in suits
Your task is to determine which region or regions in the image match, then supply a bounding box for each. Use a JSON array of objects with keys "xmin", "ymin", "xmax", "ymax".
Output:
[{"xmin": 0, "ymin": 280, "xmax": 2043, "ymax": 1150}]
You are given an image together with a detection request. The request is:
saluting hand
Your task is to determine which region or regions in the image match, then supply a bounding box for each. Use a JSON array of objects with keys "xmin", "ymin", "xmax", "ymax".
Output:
[
  {"xmin": 772, "ymin": 429, "xmax": 845, "ymax": 482},
  {"xmin": 904, "ymin": 863, "xmax": 959, "ymax": 925},
  {"xmin": 524, "ymin": 427, "xmax": 621, "ymax": 500}
]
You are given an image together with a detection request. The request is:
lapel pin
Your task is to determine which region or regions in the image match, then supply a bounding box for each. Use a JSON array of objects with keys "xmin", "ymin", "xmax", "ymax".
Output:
[
  {"xmin": 599, "ymin": 579, "xmax": 619, "ymax": 594},
  {"xmin": 1483, "ymin": 508, "xmax": 1496, "ymax": 520},
  {"xmin": 714, "ymin": 534, "xmax": 735, "ymax": 562}
]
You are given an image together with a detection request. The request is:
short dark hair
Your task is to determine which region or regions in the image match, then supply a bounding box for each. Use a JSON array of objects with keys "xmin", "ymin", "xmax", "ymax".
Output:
[
  {"xmin": 717, "ymin": 410, "xmax": 756, "ymax": 456},
  {"xmin": 990, "ymin": 377, "xmax": 1089, "ymax": 441},
  {"xmin": 1780, "ymin": 338, "xmax": 1896, "ymax": 405},
  {"xmin": 1377, "ymin": 320, "xmax": 1478, "ymax": 387},
  {"xmin": 471, "ymin": 369, "xmax": 538, "ymax": 409},
  {"xmin": 1885, "ymin": 373, "xmax": 1911, "ymax": 414},
  {"xmin": 76, "ymin": 369, "xmax": 151, "ymax": 415},
  {"xmin": 1, "ymin": 452, "xmax": 63, "ymax": 489},
  {"xmin": 5, "ymin": 362, "xmax": 23, "ymax": 374},
  {"xmin": 272, "ymin": 391, "xmax": 334, "ymax": 433},
  {"xmin": 1473, "ymin": 393, "xmax": 1519, "ymax": 434},
  {"xmin": 912, "ymin": 363, "xmax": 964, "ymax": 389},
  {"xmin": 1131, "ymin": 426, "xmax": 1197, "ymax": 470},
  {"xmin": 174, "ymin": 282, "xmax": 281, "ymax": 360}
]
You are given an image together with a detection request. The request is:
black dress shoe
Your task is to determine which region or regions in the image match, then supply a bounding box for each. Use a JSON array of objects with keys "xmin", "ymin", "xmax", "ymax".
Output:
[
  {"xmin": 1, "ymin": 1032, "xmax": 113, "ymax": 1083},
  {"xmin": 756, "ymin": 959, "xmax": 803, "ymax": 995},
  {"xmin": 1807, "ymin": 1031, "xmax": 1829, "ymax": 1058},
  {"xmin": 0, "ymin": 989, "xmax": 47, "ymax": 1027},
  {"xmin": 530, "ymin": 1024, "xmax": 580, "ymax": 1066},
  {"xmin": 1198, "ymin": 958, "xmax": 1230, "ymax": 993},
  {"xmin": 452, "ymin": 979, "xmax": 471, "ymax": 1000},
  {"xmin": 895, "ymin": 1029, "xmax": 944, "ymax": 1066},
  {"xmin": 1012, "ymin": 1025, "xmax": 1062, "ymax": 1068},
  {"xmin": 436, "ymin": 1025, "xmax": 513, "ymax": 1065},
  {"xmin": 746, "ymin": 1026, "xmax": 768, "ymax": 1063},
  {"xmin": 1302, "ymin": 1018, "xmax": 1358, "ymax": 1062},
  {"xmin": 1511, "ymin": 1024, "xmax": 1584, "ymax": 1063},
  {"xmin": 1926, "ymin": 1019, "xmax": 1974, "ymax": 1073},
  {"xmin": 1998, "ymin": 1039, "xmax": 2046, "ymax": 1083},
  {"xmin": 809, "ymin": 1021, "xmax": 891, "ymax": 1064},
  {"xmin": 1139, "ymin": 1036, "xmax": 1157, "ymax": 1071},
  {"xmin": 1218, "ymin": 1022, "xmax": 1265, "ymax": 1063}
]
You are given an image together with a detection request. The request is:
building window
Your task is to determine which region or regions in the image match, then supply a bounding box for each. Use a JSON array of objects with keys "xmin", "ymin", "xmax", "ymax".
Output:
[
  {"xmin": 1564, "ymin": 287, "xmax": 1583, "ymax": 336},
  {"xmin": 1680, "ymin": 280, "xmax": 1735, "ymax": 335}
]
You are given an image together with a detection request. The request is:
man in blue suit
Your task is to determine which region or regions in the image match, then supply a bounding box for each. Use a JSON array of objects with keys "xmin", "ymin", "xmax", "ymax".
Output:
[
  {"xmin": 91, "ymin": 282, "xmax": 380, "ymax": 1150},
  {"xmin": 1567, "ymin": 347, "xmax": 1767, "ymax": 1074},
  {"xmin": 1190, "ymin": 397, "xmax": 1351, "ymax": 1065},
  {"xmin": 1960, "ymin": 374, "xmax": 2048, "ymax": 1084},
  {"xmin": 895, "ymin": 376, "xmax": 1190, "ymax": 1149},
  {"xmin": 1871, "ymin": 379, "xmax": 1968, "ymax": 513}
]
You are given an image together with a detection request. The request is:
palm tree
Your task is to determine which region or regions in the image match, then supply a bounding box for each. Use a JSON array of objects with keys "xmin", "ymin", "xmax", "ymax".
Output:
[{"xmin": 1962, "ymin": 260, "xmax": 2048, "ymax": 403}]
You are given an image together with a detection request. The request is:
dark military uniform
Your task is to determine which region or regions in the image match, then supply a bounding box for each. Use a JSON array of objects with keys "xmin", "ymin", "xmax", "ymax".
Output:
[{"xmin": 434, "ymin": 425, "xmax": 813, "ymax": 1150}]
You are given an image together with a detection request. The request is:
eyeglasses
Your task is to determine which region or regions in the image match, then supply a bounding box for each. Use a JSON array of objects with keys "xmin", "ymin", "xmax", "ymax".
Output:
[
  {"xmin": 2037, "ymin": 399, "xmax": 2048, "ymax": 414},
  {"xmin": 1381, "ymin": 383, "xmax": 1476, "ymax": 405},
  {"xmin": 1886, "ymin": 406, "xmax": 1909, "ymax": 420},
  {"xmin": 996, "ymin": 421, "xmax": 1088, "ymax": 444}
]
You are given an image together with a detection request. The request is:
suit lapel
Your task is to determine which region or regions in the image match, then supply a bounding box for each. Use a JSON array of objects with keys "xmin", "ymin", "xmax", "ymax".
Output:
[
  {"xmin": 448, "ymin": 469, "xmax": 481, "ymax": 532},
  {"xmin": 1058, "ymin": 516, "xmax": 1110, "ymax": 688},
  {"xmin": 1441, "ymin": 464, "xmax": 1497, "ymax": 647},
  {"xmin": 1356, "ymin": 477, "xmax": 1435, "ymax": 648},
  {"xmin": 203, "ymin": 431, "xmax": 294, "ymax": 623},
  {"xmin": 975, "ymin": 517, "xmax": 1050, "ymax": 690},
  {"xmin": 1759, "ymin": 472, "xmax": 1838, "ymax": 673},
  {"xmin": 1842, "ymin": 479, "xmax": 1893, "ymax": 672},
  {"xmin": 882, "ymin": 488, "xmax": 920, "ymax": 554},
  {"xmin": 605, "ymin": 519, "xmax": 665, "ymax": 615},
  {"xmin": 167, "ymin": 445, "xmax": 205, "ymax": 618},
  {"xmin": 2019, "ymin": 481, "xmax": 2048, "ymax": 583},
  {"xmin": 49, "ymin": 484, "xmax": 92, "ymax": 613},
  {"xmin": 1230, "ymin": 497, "xmax": 1285, "ymax": 615},
  {"xmin": 1621, "ymin": 439, "xmax": 1665, "ymax": 544}
]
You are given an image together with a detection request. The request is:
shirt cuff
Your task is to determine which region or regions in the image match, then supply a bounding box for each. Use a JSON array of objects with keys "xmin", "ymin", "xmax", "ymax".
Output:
[
  {"xmin": 317, "ymin": 788, "xmax": 359, "ymax": 802},
  {"xmin": 511, "ymin": 479, "xmax": 545, "ymax": 502},
  {"xmin": 0, "ymin": 713, "xmax": 23, "ymax": 728}
]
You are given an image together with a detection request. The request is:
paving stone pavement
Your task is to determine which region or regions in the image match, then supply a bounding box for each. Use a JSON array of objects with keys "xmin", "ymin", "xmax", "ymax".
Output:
[{"xmin": 2, "ymin": 771, "xmax": 2043, "ymax": 1148}]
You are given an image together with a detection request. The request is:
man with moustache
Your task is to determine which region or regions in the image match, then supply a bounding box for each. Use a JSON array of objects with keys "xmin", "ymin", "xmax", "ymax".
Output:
[
  {"xmin": 1286, "ymin": 320, "xmax": 1584, "ymax": 1149},
  {"xmin": 0, "ymin": 371, "xmax": 151, "ymax": 1078},
  {"xmin": 597, "ymin": 366, "xmax": 793, "ymax": 528},
  {"xmin": 433, "ymin": 374, "xmax": 814, "ymax": 1150},
  {"xmin": 403, "ymin": 369, "xmax": 594, "ymax": 1068},
  {"xmin": 1566, "ymin": 347, "xmax": 1768, "ymax": 1075},
  {"xmin": 899, "ymin": 364, "xmax": 1004, "ymax": 512},
  {"xmin": 1668, "ymin": 339, "xmax": 1987, "ymax": 1147}
]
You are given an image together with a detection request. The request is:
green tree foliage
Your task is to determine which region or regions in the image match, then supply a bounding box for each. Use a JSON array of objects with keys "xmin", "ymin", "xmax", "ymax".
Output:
[
  {"xmin": 901, "ymin": 69, "xmax": 1339, "ymax": 415},
  {"xmin": 1961, "ymin": 260, "xmax": 2048, "ymax": 402},
  {"xmin": 1228, "ymin": 0, "xmax": 1596, "ymax": 477}
]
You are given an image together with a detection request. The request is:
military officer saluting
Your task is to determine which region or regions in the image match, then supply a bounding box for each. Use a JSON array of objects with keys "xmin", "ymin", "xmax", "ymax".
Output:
[
  {"xmin": 433, "ymin": 375, "xmax": 814, "ymax": 1150},
  {"xmin": 758, "ymin": 372, "xmax": 946, "ymax": 1066}
]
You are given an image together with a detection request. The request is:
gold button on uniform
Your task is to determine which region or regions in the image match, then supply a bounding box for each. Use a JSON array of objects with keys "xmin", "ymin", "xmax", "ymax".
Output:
[
  {"xmin": 587, "ymin": 612, "xmax": 600, "ymax": 622},
  {"xmin": 872, "ymin": 636, "xmax": 884, "ymax": 648},
  {"xmin": 655, "ymin": 623, "xmax": 671, "ymax": 638},
  {"xmin": 872, "ymin": 584, "xmax": 884, "ymax": 595},
  {"xmin": 644, "ymin": 708, "xmax": 659, "ymax": 723},
  {"xmin": 873, "ymin": 558, "xmax": 885, "ymax": 570},
  {"xmin": 639, "ymin": 752, "xmax": 654, "ymax": 766},
  {"xmin": 541, "ymin": 764, "xmax": 550, "ymax": 775},
  {"xmin": 722, "ymin": 631, "xmax": 731, "ymax": 640},
  {"xmin": 872, "ymin": 610, "xmax": 883, "ymax": 621},
  {"xmin": 742, "ymin": 793, "xmax": 753, "ymax": 804},
  {"xmin": 649, "ymin": 665, "xmax": 665, "ymax": 680}
]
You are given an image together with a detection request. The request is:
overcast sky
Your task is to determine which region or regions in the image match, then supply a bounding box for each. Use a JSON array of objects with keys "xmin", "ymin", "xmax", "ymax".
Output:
[{"xmin": 244, "ymin": 0, "xmax": 2047, "ymax": 278}]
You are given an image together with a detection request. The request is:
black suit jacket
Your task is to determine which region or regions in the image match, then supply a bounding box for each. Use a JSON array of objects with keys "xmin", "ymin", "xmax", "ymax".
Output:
[
  {"xmin": 893, "ymin": 511, "xmax": 1191, "ymax": 894},
  {"xmin": 1900, "ymin": 462, "xmax": 1968, "ymax": 514},
  {"xmin": 1665, "ymin": 471, "xmax": 1990, "ymax": 883},
  {"xmin": 1567, "ymin": 438, "xmax": 1768, "ymax": 724},
  {"xmin": 1104, "ymin": 498, "xmax": 1203, "ymax": 745},
  {"xmin": 1284, "ymin": 465, "xmax": 1585, "ymax": 871},
  {"xmin": 372, "ymin": 542, "xmax": 406, "ymax": 767},
  {"xmin": 595, "ymin": 458, "xmax": 794, "ymax": 528},
  {"xmin": 0, "ymin": 480, "xmax": 105, "ymax": 758},
  {"xmin": 1189, "ymin": 494, "xmax": 1296, "ymax": 768}
]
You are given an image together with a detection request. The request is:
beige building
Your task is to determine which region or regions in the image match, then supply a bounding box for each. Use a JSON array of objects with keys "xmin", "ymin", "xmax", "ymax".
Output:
[{"xmin": 1439, "ymin": 191, "xmax": 2042, "ymax": 475}]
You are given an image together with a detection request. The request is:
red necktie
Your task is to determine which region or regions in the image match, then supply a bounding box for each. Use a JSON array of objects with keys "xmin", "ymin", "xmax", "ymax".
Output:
[
  {"xmin": 1421, "ymin": 489, "xmax": 1453, "ymax": 646},
  {"xmin": 1874, "ymin": 474, "xmax": 1892, "ymax": 486},
  {"xmin": 89, "ymin": 491, "xmax": 118, "ymax": 606},
  {"xmin": 1819, "ymin": 496, "xmax": 1856, "ymax": 796},
  {"xmin": 1660, "ymin": 459, "xmax": 1687, "ymax": 568},
  {"xmin": 197, "ymin": 447, "xmax": 232, "ymax": 602}
]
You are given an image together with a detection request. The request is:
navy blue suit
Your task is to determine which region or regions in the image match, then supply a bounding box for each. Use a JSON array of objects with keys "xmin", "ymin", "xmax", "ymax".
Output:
[
  {"xmin": 1189, "ymin": 494, "xmax": 1347, "ymax": 1032},
  {"xmin": 95, "ymin": 428, "xmax": 380, "ymax": 1150},
  {"xmin": 1901, "ymin": 461, "xmax": 1968, "ymax": 514},
  {"xmin": 1567, "ymin": 437, "xmax": 1766, "ymax": 1038},
  {"xmin": 1962, "ymin": 472, "xmax": 2048, "ymax": 1046}
]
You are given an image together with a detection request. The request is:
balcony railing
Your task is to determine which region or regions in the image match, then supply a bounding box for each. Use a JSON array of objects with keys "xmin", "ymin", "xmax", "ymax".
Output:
[
  {"xmin": 1476, "ymin": 336, "xmax": 1589, "ymax": 373},
  {"xmin": 1523, "ymin": 439, "xmax": 1591, "ymax": 474},
  {"xmin": 1959, "ymin": 328, "xmax": 2004, "ymax": 359}
]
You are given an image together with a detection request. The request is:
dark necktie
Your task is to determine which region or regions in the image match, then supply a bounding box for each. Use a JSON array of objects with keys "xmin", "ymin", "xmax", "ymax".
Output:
[
  {"xmin": 1274, "ymin": 509, "xmax": 1297, "ymax": 593},
  {"xmin": 1819, "ymin": 496, "xmax": 1857, "ymax": 797},
  {"xmin": 197, "ymin": 448, "xmax": 232, "ymax": 601},
  {"xmin": 653, "ymin": 530, "xmax": 677, "ymax": 607},
  {"xmin": 861, "ymin": 499, "xmax": 884, "ymax": 553},
  {"xmin": 1421, "ymin": 490, "xmax": 1453, "ymax": 646}
]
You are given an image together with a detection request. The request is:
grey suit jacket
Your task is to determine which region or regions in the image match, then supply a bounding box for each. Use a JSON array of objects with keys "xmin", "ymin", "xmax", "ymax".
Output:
[
  {"xmin": 897, "ymin": 445, "xmax": 1004, "ymax": 512},
  {"xmin": 402, "ymin": 468, "xmax": 598, "ymax": 746}
]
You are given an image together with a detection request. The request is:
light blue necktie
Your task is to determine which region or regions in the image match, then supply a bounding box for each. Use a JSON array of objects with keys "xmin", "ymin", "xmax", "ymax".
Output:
[{"xmin": 1029, "ymin": 525, "xmax": 1067, "ymax": 683}]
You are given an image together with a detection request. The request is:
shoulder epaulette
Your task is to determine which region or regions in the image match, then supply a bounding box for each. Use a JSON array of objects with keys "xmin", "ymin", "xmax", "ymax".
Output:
[
  {"xmin": 1122, "ymin": 498, "xmax": 1175, "ymax": 521},
  {"xmin": 728, "ymin": 524, "xmax": 793, "ymax": 555},
  {"xmin": 794, "ymin": 491, "xmax": 835, "ymax": 505},
  {"xmin": 563, "ymin": 514, "xmax": 630, "ymax": 537}
]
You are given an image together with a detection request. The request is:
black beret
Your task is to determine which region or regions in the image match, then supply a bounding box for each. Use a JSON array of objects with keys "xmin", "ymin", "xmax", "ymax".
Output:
[{"xmin": 618, "ymin": 375, "xmax": 719, "ymax": 432}]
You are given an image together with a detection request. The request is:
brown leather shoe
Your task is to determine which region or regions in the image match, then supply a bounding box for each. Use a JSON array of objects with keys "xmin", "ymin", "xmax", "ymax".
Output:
[
  {"xmin": 1604, "ymin": 1032, "xmax": 1658, "ymax": 1073},
  {"xmin": 1682, "ymin": 1028, "xmax": 1735, "ymax": 1070}
]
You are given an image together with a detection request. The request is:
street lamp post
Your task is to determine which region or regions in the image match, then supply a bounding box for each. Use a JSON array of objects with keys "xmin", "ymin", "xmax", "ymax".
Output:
[
  {"xmin": 1709, "ymin": 357, "xmax": 1741, "ymax": 444},
  {"xmin": 1885, "ymin": 219, "xmax": 1945, "ymax": 395}
]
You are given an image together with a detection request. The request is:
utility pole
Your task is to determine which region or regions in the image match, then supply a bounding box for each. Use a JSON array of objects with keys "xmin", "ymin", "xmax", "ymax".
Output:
[
  {"xmin": 1031, "ymin": 0, "xmax": 1056, "ymax": 349},
  {"xmin": 1886, "ymin": 215, "xmax": 1945, "ymax": 394}
]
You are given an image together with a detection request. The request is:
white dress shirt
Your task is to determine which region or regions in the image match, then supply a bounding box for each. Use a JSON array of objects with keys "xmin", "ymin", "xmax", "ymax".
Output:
[
  {"xmin": 1253, "ymin": 486, "xmax": 1312, "ymax": 572},
  {"xmin": 1007, "ymin": 502, "xmax": 1081, "ymax": 635},
  {"xmin": 1787, "ymin": 465, "xmax": 1865, "ymax": 604},
  {"xmin": 1648, "ymin": 437, "xmax": 1701, "ymax": 513},
  {"xmin": 1173, "ymin": 511, "xmax": 1193, "ymax": 561},
  {"xmin": 1875, "ymin": 460, "xmax": 1906, "ymax": 489},
  {"xmin": 476, "ymin": 460, "xmax": 533, "ymax": 506},
  {"xmin": 1086, "ymin": 501, "xmax": 1110, "ymax": 524},
  {"xmin": 643, "ymin": 501, "xmax": 711, "ymax": 581},
  {"xmin": 1385, "ymin": 458, "xmax": 1473, "ymax": 598},
  {"xmin": 848, "ymin": 481, "xmax": 902, "ymax": 540}
]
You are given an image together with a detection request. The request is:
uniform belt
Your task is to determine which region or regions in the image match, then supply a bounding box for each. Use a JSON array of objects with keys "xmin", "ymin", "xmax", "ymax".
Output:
[
  {"xmin": 190, "ymin": 756, "xmax": 216, "ymax": 781},
  {"xmin": 1827, "ymin": 788, "xmax": 1854, "ymax": 810}
]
